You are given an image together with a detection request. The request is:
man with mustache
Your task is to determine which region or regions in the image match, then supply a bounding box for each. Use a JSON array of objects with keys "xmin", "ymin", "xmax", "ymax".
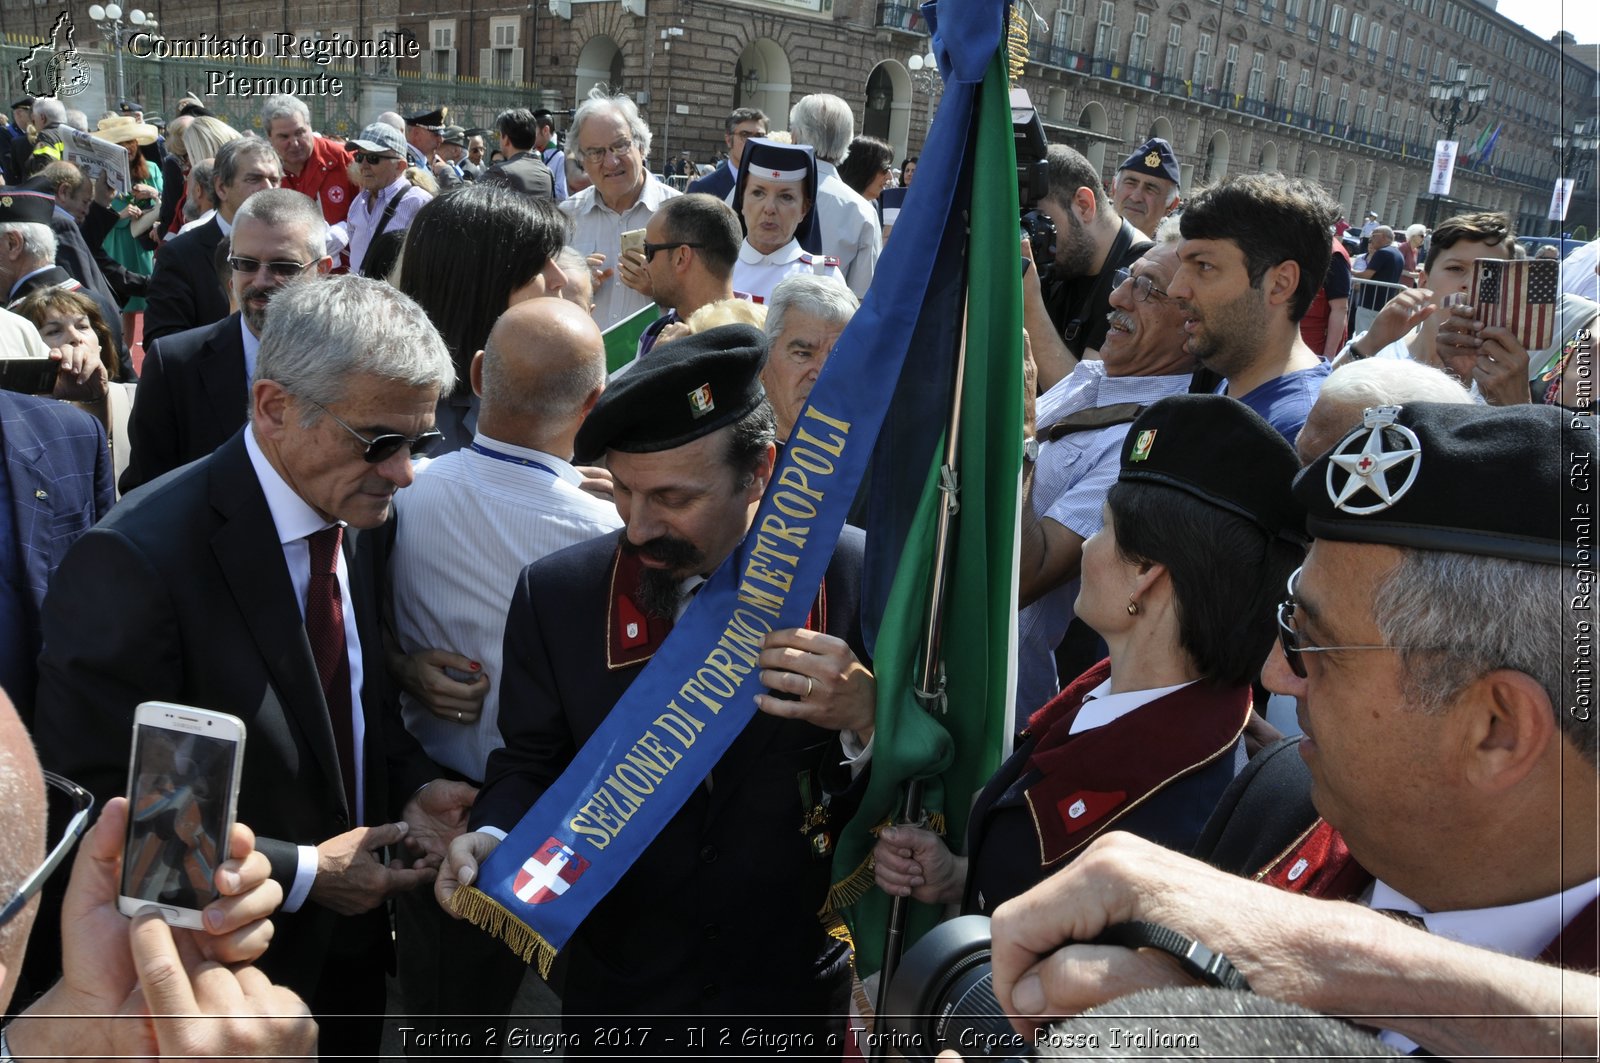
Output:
[
  {"xmin": 440, "ymin": 325, "xmax": 875, "ymax": 1046},
  {"xmin": 1016, "ymin": 225, "xmax": 1196, "ymax": 712},
  {"xmin": 1168, "ymin": 173, "xmax": 1336, "ymax": 443},
  {"xmin": 121, "ymin": 188, "xmax": 333, "ymax": 493}
]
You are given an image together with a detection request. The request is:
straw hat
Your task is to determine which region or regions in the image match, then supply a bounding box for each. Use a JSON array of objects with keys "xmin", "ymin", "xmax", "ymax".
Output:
[{"xmin": 95, "ymin": 114, "xmax": 158, "ymax": 146}]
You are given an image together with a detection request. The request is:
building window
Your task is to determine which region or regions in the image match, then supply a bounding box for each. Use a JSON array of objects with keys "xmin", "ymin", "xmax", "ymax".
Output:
[
  {"xmin": 1164, "ymin": 24, "xmax": 1186, "ymax": 78},
  {"xmin": 1246, "ymin": 52, "xmax": 1265, "ymax": 99},
  {"xmin": 1315, "ymin": 75, "xmax": 1330, "ymax": 119},
  {"xmin": 1261, "ymin": 0, "xmax": 1275, "ymax": 21},
  {"xmin": 1055, "ymin": 0, "xmax": 1082, "ymax": 55},
  {"xmin": 1294, "ymin": 68, "xmax": 1311, "ymax": 112},
  {"xmin": 1374, "ymin": 93, "xmax": 1386, "ymax": 133},
  {"xmin": 1129, "ymin": 13, "xmax": 1150, "ymax": 68},
  {"xmin": 1328, "ymin": 4, "xmax": 1343, "ymax": 38},
  {"xmin": 1221, "ymin": 42, "xmax": 1239, "ymax": 93},
  {"xmin": 1274, "ymin": 59, "xmax": 1289, "ymax": 105},
  {"xmin": 426, "ymin": 19, "xmax": 456, "ymax": 77},
  {"xmin": 1094, "ymin": 0, "xmax": 1116, "ymax": 58},
  {"xmin": 1193, "ymin": 32, "xmax": 1212, "ymax": 84},
  {"xmin": 1235, "ymin": 0, "xmax": 1248, "ymax": 13},
  {"xmin": 1285, "ymin": 0, "xmax": 1301, "ymax": 29},
  {"xmin": 486, "ymin": 17, "xmax": 521, "ymax": 82},
  {"xmin": 1354, "ymin": 88, "xmax": 1367, "ymax": 129},
  {"xmin": 1336, "ymin": 84, "xmax": 1349, "ymax": 125},
  {"xmin": 1367, "ymin": 23, "xmax": 1382, "ymax": 61}
]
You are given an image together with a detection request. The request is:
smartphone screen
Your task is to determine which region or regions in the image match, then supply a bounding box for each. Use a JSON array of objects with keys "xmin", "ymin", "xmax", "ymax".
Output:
[{"xmin": 121, "ymin": 719, "xmax": 242, "ymax": 914}]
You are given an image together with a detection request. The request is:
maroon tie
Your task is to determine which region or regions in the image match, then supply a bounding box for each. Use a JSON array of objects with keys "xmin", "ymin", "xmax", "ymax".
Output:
[{"xmin": 306, "ymin": 526, "xmax": 358, "ymax": 816}]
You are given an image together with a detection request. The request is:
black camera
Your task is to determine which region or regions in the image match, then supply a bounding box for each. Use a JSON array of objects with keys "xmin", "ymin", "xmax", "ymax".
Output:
[
  {"xmin": 1012, "ymin": 89, "xmax": 1056, "ymax": 283},
  {"xmin": 880, "ymin": 915, "xmax": 1028, "ymax": 1063}
]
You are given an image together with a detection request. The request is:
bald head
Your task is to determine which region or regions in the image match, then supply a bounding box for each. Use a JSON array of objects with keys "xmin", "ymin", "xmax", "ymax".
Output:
[
  {"xmin": 0, "ymin": 688, "xmax": 47, "ymax": 1011},
  {"xmin": 475, "ymin": 298, "xmax": 607, "ymax": 457}
]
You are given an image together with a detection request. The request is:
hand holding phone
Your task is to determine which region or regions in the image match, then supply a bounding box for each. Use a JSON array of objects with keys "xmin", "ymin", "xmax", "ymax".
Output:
[
  {"xmin": 119, "ymin": 703, "xmax": 246, "ymax": 928},
  {"xmin": 1471, "ymin": 257, "xmax": 1558, "ymax": 351}
]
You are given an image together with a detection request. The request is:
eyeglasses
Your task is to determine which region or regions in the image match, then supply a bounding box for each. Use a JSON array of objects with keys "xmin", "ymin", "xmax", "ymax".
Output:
[
  {"xmin": 730, "ymin": 130, "xmax": 764, "ymax": 141},
  {"xmin": 227, "ymin": 256, "xmax": 317, "ymax": 279},
  {"xmin": 580, "ymin": 139, "xmax": 635, "ymax": 165},
  {"xmin": 0, "ymin": 772, "xmax": 93, "ymax": 929},
  {"xmin": 1275, "ymin": 566, "xmax": 1423, "ymax": 679},
  {"xmin": 1111, "ymin": 268, "xmax": 1170, "ymax": 303},
  {"xmin": 352, "ymin": 151, "xmax": 399, "ymax": 165},
  {"xmin": 307, "ymin": 400, "xmax": 443, "ymax": 463},
  {"xmin": 642, "ymin": 241, "xmax": 703, "ymax": 260}
]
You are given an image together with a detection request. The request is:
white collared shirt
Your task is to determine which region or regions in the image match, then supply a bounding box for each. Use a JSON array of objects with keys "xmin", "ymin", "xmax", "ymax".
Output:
[
  {"xmin": 1067, "ymin": 677, "xmax": 1196, "ymax": 735},
  {"xmin": 243, "ymin": 427, "xmax": 367, "ymax": 911},
  {"xmin": 1366, "ymin": 875, "xmax": 1600, "ymax": 1052},
  {"xmin": 559, "ymin": 177, "xmax": 680, "ymax": 329},
  {"xmin": 391, "ymin": 432, "xmax": 621, "ymax": 780},
  {"xmin": 240, "ymin": 314, "xmax": 260, "ymax": 385},
  {"xmin": 336, "ymin": 176, "xmax": 431, "ymax": 275},
  {"xmin": 732, "ymin": 239, "xmax": 842, "ymax": 303}
]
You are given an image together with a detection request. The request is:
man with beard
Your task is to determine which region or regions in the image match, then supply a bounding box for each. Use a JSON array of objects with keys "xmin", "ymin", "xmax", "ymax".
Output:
[
  {"xmin": 1015, "ymin": 227, "xmax": 1196, "ymax": 712},
  {"xmin": 121, "ymin": 189, "xmax": 331, "ymax": 492},
  {"xmin": 1025, "ymin": 145, "xmax": 1153, "ymax": 391},
  {"xmin": 1168, "ymin": 174, "xmax": 1335, "ymax": 443},
  {"xmin": 439, "ymin": 325, "xmax": 875, "ymax": 1046}
]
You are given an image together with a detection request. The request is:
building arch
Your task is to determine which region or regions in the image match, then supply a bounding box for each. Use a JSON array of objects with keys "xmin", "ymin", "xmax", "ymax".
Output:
[
  {"xmin": 1080, "ymin": 101, "xmax": 1109, "ymax": 172},
  {"xmin": 1303, "ymin": 149, "xmax": 1320, "ymax": 180},
  {"xmin": 1151, "ymin": 115, "xmax": 1175, "ymax": 143},
  {"xmin": 576, "ymin": 35, "xmax": 623, "ymax": 100},
  {"xmin": 1259, "ymin": 139, "xmax": 1279, "ymax": 172},
  {"xmin": 1202, "ymin": 128, "xmax": 1230, "ymax": 182},
  {"xmin": 734, "ymin": 38, "xmax": 794, "ymax": 132},
  {"xmin": 864, "ymin": 60, "xmax": 913, "ymax": 160}
]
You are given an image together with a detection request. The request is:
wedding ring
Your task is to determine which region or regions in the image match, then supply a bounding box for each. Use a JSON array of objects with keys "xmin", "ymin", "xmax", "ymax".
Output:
[{"xmin": 803, "ymin": 677, "xmax": 814, "ymax": 699}]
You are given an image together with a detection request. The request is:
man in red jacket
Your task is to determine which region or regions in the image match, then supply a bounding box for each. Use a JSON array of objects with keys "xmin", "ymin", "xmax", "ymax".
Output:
[{"xmin": 263, "ymin": 93, "xmax": 356, "ymax": 270}]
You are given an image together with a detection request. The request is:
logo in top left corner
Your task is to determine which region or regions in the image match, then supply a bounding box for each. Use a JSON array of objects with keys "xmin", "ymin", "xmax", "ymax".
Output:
[{"xmin": 17, "ymin": 12, "xmax": 92, "ymax": 100}]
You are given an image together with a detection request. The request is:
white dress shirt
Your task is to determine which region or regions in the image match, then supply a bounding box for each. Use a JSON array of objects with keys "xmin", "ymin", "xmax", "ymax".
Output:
[
  {"xmin": 559, "ymin": 177, "xmax": 680, "ymax": 329},
  {"xmin": 334, "ymin": 177, "xmax": 431, "ymax": 276},
  {"xmin": 812, "ymin": 161, "xmax": 881, "ymax": 299},
  {"xmin": 732, "ymin": 239, "xmax": 842, "ymax": 303},
  {"xmin": 391, "ymin": 433, "xmax": 621, "ymax": 780},
  {"xmin": 239, "ymin": 314, "xmax": 260, "ymax": 385},
  {"xmin": 243, "ymin": 428, "xmax": 366, "ymax": 912}
]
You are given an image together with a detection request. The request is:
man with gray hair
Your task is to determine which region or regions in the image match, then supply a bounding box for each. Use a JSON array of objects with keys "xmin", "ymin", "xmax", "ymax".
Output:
[
  {"xmin": 264, "ymin": 93, "xmax": 357, "ymax": 244},
  {"xmin": 1293, "ymin": 357, "xmax": 1470, "ymax": 464},
  {"xmin": 144, "ymin": 134, "xmax": 282, "ymax": 343},
  {"xmin": 562, "ymin": 86, "xmax": 680, "ymax": 328},
  {"xmin": 37, "ymin": 273, "xmax": 479, "ymax": 1057},
  {"xmin": 121, "ymin": 187, "xmax": 332, "ymax": 492},
  {"xmin": 390, "ymin": 297, "xmax": 619, "ymax": 1048},
  {"xmin": 762, "ymin": 272, "xmax": 859, "ymax": 441},
  {"xmin": 788, "ymin": 93, "xmax": 880, "ymax": 299}
]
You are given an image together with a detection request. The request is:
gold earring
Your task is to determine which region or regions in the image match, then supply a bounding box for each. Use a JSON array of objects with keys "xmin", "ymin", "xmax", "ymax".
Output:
[{"xmin": 1127, "ymin": 599, "xmax": 1140, "ymax": 616}]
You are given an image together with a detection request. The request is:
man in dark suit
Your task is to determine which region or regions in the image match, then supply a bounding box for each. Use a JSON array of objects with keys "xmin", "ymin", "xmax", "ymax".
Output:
[
  {"xmin": 35, "ymin": 274, "xmax": 476, "ymax": 1057},
  {"xmin": 484, "ymin": 108, "xmax": 555, "ymax": 199},
  {"xmin": 687, "ymin": 107, "xmax": 768, "ymax": 200},
  {"xmin": 0, "ymin": 186, "xmax": 131, "ymax": 378},
  {"xmin": 121, "ymin": 188, "xmax": 333, "ymax": 494},
  {"xmin": 440, "ymin": 326, "xmax": 875, "ymax": 1046},
  {"xmin": 143, "ymin": 136, "xmax": 283, "ymax": 345},
  {"xmin": 0, "ymin": 390, "xmax": 112, "ymax": 723}
]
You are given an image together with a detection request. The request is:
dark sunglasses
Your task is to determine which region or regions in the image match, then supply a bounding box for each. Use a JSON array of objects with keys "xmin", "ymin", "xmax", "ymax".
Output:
[
  {"xmin": 227, "ymin": 256, "xmax": 317, "ymax": 278},
  {"xmin": 352, "ymin": 151, "xmax": 399, "ymax": 165},
  {"xmin": 308, "ymin": 400, "xmax": 443, "ymax": 463},
  {"xmin": 643, "ymin": 241, "xmax": 704, "ymax": 260}
]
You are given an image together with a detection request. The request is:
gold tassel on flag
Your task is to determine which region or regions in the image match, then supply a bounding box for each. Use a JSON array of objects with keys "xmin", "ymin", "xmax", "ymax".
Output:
[{"xmin": 449, "ymin": 885, "xmax": 560, "ymax": 979}]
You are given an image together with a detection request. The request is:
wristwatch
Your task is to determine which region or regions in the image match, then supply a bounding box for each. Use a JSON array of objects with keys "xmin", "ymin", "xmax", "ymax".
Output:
[{"xmin": 1023, "ymin": 437, "xmax": 1040, "ymax": 464}]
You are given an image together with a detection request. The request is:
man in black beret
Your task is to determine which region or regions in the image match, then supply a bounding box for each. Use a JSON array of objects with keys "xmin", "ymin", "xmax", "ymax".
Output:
[
  {"xmin": 441, "ymin": 324, "xmax": 875, "ymax": 1047},
  {"xmin": 1109, "ymin": 136, "xmax": 1182, "ymax": 240},
  {"xmin": 982, "ymin": 401, "xmax": 1599, "ymax": 1059}
]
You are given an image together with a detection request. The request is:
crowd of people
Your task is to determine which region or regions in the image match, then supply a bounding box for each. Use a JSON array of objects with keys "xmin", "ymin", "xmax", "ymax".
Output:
[{"xmin": 0, "ymin": 61, "xmax": 1596, "ymax": 1063}]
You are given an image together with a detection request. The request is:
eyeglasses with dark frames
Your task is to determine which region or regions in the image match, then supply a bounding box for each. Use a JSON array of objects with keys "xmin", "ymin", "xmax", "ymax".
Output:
[
  {"xmin": 307, "ymin": 400, "xmax": 444, "ymax": 463},
  {"xmin": 1275, "ymin": 566, "xmax": 1422, "ymax": 679},
  {"xmin": 227, "ymin": 256, "xmax": 318, "ymax": 279},
  {"xmin": 580, "ymin": 139, "xmax": 635, "ymax": 165},
  {"xmin": 642, "ymin": 241, "xmax": 704, "ymax": 261},
  {"xmin": 1111, "ymin": 267, "xmax": 1171, "ymax": 303},
  {"xmin": 0, "ymin": 772, "xmax": 93, "ymax": 929}
]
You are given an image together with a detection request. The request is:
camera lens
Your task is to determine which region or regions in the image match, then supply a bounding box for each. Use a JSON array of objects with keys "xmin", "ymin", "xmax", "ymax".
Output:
[{"xmin": 881, "ymin": 915, "xmax": 1030, "ymax": 1063}]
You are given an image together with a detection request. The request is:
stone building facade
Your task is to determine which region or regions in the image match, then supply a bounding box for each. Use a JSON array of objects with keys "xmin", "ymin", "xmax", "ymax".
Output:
[{"xmin": 2, "ymin": 0, "xmax": 1594, "ymax": 235}]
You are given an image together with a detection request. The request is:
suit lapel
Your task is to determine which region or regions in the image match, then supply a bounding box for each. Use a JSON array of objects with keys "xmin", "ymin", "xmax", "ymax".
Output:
[
  {"xmin": 197, "ymin": 316, "xmax": 249, "ymax": 440},
  {"xmin": 207, "ymin": 433, "xmax": 347, "ymax": 809}
]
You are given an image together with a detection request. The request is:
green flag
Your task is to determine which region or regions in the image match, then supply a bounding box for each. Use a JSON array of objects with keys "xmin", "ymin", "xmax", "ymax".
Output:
[
  {"xmin": 831, "ymin": 48, "xmax": 1023, "ymax": 978},
  {"xmin": 601, "ymin": 303, "xmax": 660, "ymax": 373}
]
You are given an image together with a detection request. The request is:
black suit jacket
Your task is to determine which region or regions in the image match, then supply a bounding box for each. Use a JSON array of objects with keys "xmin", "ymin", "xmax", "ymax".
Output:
[
  {"xmin": 475, "ymin": 527, "xmax": 867, "ymax": 1028},
  {"xmin": 142, "ymin": 217, "xmax": 228, "ymax": 345},
  {"xmin": 484, "ymin": 151, "xmax": 555, "ymax": 199},
  {"xmin": 119, "ymin": 313, "xmax": 248, "ymax": 494},
  {"xmin": 7, "ymin": 266, "xmax": 130, "ymax": 379},
  {"xmin": 34, "ymin": 430, "xmax": 438, "ymax": 1002},
  {"xmin": 79, "ymin": 201, "xmax": 151, "ymax": 308}
]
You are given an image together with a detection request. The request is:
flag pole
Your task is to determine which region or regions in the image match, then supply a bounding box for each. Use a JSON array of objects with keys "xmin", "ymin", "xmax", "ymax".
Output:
[{"xmin": 871, "ymin": 310, "xmax": 971, "ymax": 1043}]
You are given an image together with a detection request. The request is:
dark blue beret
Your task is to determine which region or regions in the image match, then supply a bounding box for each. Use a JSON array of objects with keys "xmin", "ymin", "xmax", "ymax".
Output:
[
  {"xmin": 575, "ymin": 324, "xmax": 769, "ymax": 460},
  {"xmin": 0, "ymin": 186, "xmax": 57, "ymax": 226},
  {"xmin": 1117, "ymin": 137, "xmax": 1181, "ymax": 185},
  {"xmin": 1119, "ymin": 394, "xmax": 1305, "ymax": 542}
]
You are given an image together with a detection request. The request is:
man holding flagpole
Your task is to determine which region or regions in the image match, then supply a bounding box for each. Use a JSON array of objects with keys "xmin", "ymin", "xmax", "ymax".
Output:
[{"xmin": 439, "ymin": 326, "xmax": 875, "ymax": 1048}]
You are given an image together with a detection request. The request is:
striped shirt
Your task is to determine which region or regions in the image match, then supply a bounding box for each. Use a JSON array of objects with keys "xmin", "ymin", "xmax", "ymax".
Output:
[
  {"xmin": 391, "ymin": 434, "xmax": 622, "ymax": 780},
  {"xmin": 1017, "ymin": 362, "xmax": 1192, "ymax": 714}
]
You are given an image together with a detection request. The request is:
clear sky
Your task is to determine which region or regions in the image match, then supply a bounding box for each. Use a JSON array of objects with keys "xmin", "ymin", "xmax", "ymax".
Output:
[{"xmin": 1492, "ymin": 0, "xmax": 1600, "ymax": 44}]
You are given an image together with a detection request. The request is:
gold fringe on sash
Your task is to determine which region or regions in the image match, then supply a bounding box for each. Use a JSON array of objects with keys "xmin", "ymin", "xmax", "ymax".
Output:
[
  {"xmin": 449, "ymin": 885, "xmax": 559, "ymax": 979},
  {"xmin": 822, "ymin": 812, "xmax": 949, "ymax": 914}
]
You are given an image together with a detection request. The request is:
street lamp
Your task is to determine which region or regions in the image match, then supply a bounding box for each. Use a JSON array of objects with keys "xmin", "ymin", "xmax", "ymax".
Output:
[
  {"xmin": 1550, "ymin": 121, "xmax": 1600, "ymax": 235},
  {"xmin": 1423, "ymin": 72, "xmax": 1489, "ymax": 228},
  {"xmin": 87, "ymin": 4, "xmax": 151, "ymax": 107},
  {"xmin": 908, "ymin": 47, "xmax": 942, "ymax": 129}
]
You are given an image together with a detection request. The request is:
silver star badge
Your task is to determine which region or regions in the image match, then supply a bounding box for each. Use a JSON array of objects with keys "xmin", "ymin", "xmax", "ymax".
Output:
[{"xmin": 1325, "ymin": 405, "xmax": 1422, "ymax": 515}]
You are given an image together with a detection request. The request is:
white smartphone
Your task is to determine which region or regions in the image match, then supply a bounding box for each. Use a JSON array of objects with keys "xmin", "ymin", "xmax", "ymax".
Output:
[
  {"xmin": 619, "ymin": 227, "xmax": 647, "ymax": 260},
  {"xmin": 119, "ymin": 702, "xmax": 247, "ymax": 928}
]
